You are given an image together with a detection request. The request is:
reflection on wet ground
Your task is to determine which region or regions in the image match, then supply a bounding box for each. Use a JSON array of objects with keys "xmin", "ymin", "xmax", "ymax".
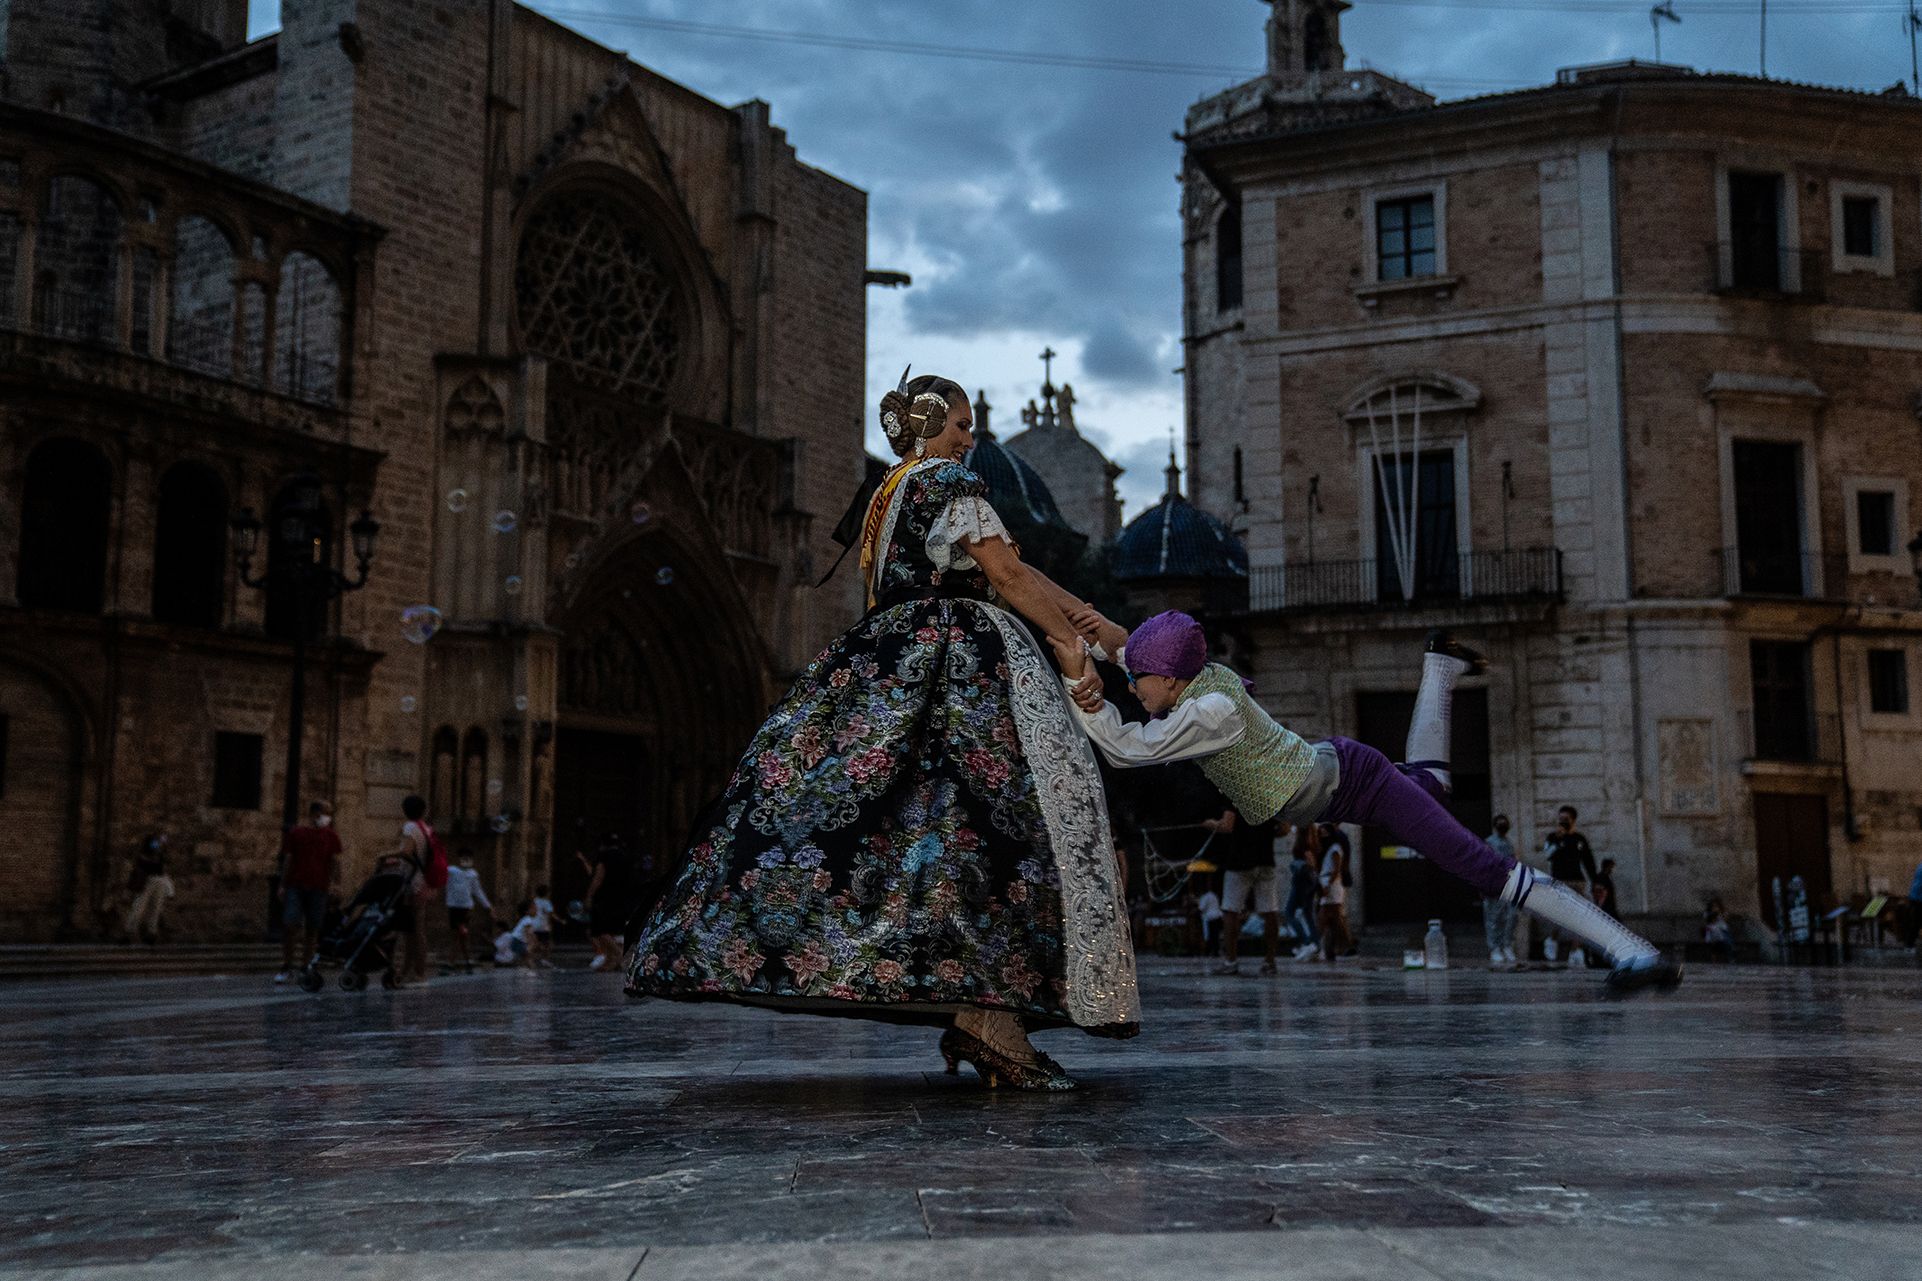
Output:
[{"xmin": 2, "ymin": 960, "xmax": 1918, "ymax": 1278}]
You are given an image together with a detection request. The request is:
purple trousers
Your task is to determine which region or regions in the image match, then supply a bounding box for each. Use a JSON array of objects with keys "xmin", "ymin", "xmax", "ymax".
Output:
[{"xmin": 1319, "ymin": 737, "xmax": 1517, "ymax": 897}]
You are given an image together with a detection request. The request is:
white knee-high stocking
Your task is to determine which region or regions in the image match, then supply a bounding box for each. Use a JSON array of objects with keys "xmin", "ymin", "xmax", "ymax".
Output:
[
  {"xmin": 1502, "ymin": 865, "xmax": 1658, "ymax": 966},
  {"xmin": 1406, "ymin": 652, "xmax": 1470, "ymax": 791}
]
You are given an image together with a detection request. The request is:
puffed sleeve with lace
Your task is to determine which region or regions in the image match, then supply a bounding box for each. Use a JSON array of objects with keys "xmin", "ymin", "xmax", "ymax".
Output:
[{"xmin": 922, "ymin": 463, "xmax": 1010, "ymax": 572}]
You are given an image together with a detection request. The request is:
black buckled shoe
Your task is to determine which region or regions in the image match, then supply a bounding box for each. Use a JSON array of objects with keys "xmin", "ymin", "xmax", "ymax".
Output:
[
  {"xmin": 1424, "ymin": 628, "xmax": 1488, "ymax": 675},
  {"xmin": 1604, "ymin": 952, "xmax": 1684, "ymax": 997}
]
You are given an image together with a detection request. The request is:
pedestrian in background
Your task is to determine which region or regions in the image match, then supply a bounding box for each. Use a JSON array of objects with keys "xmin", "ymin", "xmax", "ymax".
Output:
[
  {"xmin": 1320, "ymin": 824, "xmax": 1358, "ymax": 956},
  {"xmin": 1196, "ymin": 879, "xmax": 1223, "ymax": 956},
  {"xmin": 531, "ymin": 882, "xmax": 557, "ymax": 968},
  {"xmin": 1284, "ymin": 824, "xmax": 1320, "ymax": 960},
  {"xmin": 585, "ymin": 832, "xmax": 632, "ymax": 972},
  {"xmin": 443, "ymin": 850, "xmax": 493, "ymax": 974},
  {"xmin": 1541, "ymin": 805, "xmax": 1598, "ymax": 965},
  {"xmin": 391, "ymin": 795, "xmax": 448, "ymax": 985},
  {"xmin": 1703, "ymin": 896, "xmax": 1735, "ymax": 962},
  {"xmin": 1315, "ymin": 832, "xmax": 1352, "ymax": 962},
  {"xmin": 1210, "ymin": 804, "xmax": 1282, "ymax": 976},
  {"xmin": 1481, "ymin": 814, "xmax": 1518, "ymax": 969},
  {"xmin": 123, "ymin": 833, "xmax": 174, "ymax": 945},
  {"xmin": 1594, "ymin": 858, "xmax": 1619, "ymax": 920},
  {"xmin": 275, "ymin": 801, "xmax": 340, "ymax": 983}
]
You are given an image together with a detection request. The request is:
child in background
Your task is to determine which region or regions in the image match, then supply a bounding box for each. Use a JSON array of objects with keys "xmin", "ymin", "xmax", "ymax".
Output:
[
  {"xmin": 494, "ymin": 899, "xmax": 540, "ymax": 969},
  {"xmin": 532, "ymin": 883, "xmax": 557, "ymax": 968},
  {"xmin": 1057, "ymin": 608, "xmax": 1682, "ymax": 995},
  {"xmin": 442, "ymin": 850, "xmax": 494, "ymax": 974}
]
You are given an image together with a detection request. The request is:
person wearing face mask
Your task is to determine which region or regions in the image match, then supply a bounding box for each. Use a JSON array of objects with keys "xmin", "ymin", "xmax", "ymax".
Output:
[{"xmin": 276, "ymin": 800, "xmax": 342, "ymax": 984}]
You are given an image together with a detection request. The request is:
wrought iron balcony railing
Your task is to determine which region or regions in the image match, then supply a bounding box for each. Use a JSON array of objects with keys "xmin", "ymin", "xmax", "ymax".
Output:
[
  {"xmin": 1734, "ymin": 709, "xmax": 1843, "ymax": 767},
  {"xmin": 1206, "ymin": 547, "xmax": 1562, "ymax": 616},
  {"xmin": 1707, "ymin": 240, "xmax": 1825, "ymax": 301},
  {"xmin": 1714, "ymin": 548, "xmax": 1851, "ymax": 602}
]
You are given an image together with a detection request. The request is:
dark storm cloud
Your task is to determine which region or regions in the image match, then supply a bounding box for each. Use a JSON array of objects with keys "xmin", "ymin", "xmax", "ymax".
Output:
[{"xmin": 497, "ymin": 0, "xmax": 1894, "ymax": 485}]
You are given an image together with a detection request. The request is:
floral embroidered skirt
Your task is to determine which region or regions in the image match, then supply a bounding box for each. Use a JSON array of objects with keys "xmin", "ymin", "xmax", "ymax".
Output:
[{"xmin": 626, "ymin": 595, "xmax": 1139, "ymax": 1036}]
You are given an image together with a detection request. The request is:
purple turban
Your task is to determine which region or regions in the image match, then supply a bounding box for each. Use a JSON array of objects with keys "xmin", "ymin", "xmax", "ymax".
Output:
[{"xmin": 1125, "ymin": 611, "xmax": 1209, "ymax": 681}]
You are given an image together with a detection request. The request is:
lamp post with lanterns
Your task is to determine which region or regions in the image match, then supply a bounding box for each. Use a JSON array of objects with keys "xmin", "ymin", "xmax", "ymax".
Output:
[{"xmin": 229, "ymin": 472, "xmax": 380, "ymax": 835}]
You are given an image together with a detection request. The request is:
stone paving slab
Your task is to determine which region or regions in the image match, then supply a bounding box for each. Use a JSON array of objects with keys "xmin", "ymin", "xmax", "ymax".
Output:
[{"xmin": 2, "ymin": 961, "xmax": 1920, "ymax": 1278}]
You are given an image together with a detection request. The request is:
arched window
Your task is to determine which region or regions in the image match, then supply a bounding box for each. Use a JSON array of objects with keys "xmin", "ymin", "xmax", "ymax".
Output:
[
  {"xmin": 263, "ymin": 482, "xmax": 331, "ymax": 642},
  {"xmin": 274, "ymin": 252, "xmax": 343, "ymax": 404},
  {"xmin": 18, "ymin": 438, "xmax": 112, "ymax": 613},
  {"xmin": 460, "ymin": 727, "xmax": 488, "ymax": 824},
  {"xmin": 429, "ymin": 726, "xmax": 459, "ymax": 821},
  {"xmin": 168, "ymin": 214, "xmax": 235, "ymax": 377},
  {"xmin": 1216, "ymin": 198, "xmax": 1243, "ymax": 313},
  {"xmin": 34, "ymin": 175, "xmax": 122, "ymax": 344},
  {"xmin": 152, "ymin": 462, "xmax": 228, "ymax": 628}
]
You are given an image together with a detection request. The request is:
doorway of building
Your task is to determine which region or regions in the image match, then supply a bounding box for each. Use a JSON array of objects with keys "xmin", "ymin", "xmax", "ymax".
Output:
[
  {"xmin": 1751, "ymin": 792, "xmax": 1830, "ymax": 928},
  {"xmin": 0, "ymin": 659, "xmax": 83, "ymax": 941},
  {"xmin": 551, "ymin": 728, "xmax": 649, "ymax": 910},
  {"xmin": 1353, "ymin": 686, "xmax": 1489, "ymax": 925}
]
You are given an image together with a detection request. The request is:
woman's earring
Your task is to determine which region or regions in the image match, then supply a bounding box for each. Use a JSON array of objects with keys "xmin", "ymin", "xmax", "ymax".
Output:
[{"xmin": 913, "ymin": 438, "xmax": 926, "ymax": 458}]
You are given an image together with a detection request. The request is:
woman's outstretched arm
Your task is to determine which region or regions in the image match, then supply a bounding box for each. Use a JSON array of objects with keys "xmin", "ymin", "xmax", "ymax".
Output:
[
  {"xmin": 1025, "ymin": 564, "xmax": 1088, "ymax": 616},
  {"xmin": 967, "ymin": 536, "xmax": 1087, "ymax": 678}
]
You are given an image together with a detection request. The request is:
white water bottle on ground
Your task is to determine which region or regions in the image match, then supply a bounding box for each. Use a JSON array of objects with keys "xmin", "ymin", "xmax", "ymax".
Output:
[{"xmin": 1424, "ymin": 919, "xmax": 1449, "ymax": 971}]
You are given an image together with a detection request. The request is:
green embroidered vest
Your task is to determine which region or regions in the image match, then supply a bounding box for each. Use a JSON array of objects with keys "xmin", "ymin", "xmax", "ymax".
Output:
[{"xmin": 1181, "ymin": 663, "xmax": 1316, "ymax": 824}]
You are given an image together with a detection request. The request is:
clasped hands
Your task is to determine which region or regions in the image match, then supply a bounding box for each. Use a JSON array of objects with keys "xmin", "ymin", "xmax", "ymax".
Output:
[{"xmin": 1048, "ymin": 604, "xmax": 1130, "ymax": 714}]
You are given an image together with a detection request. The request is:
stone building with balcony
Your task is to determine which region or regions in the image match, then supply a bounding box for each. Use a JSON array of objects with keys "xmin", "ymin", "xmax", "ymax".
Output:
[
  {"xmin": 0, "ymin": 0, "xmax": 867, "ymax": 941},
  {"xmin": 1168, "ymin": 0, "xmax": 1922, "ymax": 935}
]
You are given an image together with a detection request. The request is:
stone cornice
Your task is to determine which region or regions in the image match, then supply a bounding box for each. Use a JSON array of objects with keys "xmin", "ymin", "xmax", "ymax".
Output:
[{"xmin": 1195, "ymin": 79, "xmax": 1922, "ymax": 188}]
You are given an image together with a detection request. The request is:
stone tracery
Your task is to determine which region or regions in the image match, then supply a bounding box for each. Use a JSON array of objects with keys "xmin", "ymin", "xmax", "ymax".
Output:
[{"xmin": 515, "ymin": 191, "xmax": 683, "ymax": 403}]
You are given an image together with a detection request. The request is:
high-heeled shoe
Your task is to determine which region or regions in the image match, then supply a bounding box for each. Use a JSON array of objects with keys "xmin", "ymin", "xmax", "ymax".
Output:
[{"xmin": 939, "ymin": 1026, "xmax": 1078, "ymax": 1091}]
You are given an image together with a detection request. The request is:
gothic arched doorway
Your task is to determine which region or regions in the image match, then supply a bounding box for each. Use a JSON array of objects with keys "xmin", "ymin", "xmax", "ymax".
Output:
[
  {"xmin": 0, "ymin": 657, "xmax": 87, "ymax": 940},
  {"xmin": 548, "ymin": 532, "xmax": 769, "ymax": 919}
]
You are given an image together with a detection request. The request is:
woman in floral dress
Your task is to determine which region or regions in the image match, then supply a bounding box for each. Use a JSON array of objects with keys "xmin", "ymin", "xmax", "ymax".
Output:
[{"xmin": 627, "ymin": 373, "xmax": 1137, "ymax": 1089}]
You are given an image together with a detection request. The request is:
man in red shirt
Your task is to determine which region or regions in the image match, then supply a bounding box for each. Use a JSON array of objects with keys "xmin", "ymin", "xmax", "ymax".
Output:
[{"xmin": 277, "ymin": 799, "xmax": 342, "ymax": 983}]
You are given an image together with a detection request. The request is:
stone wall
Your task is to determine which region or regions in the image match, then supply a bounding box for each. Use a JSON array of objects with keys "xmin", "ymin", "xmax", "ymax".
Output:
[{"xmin": 1186, "ymin": 76, "xmax": 1922, "ymax": 931}]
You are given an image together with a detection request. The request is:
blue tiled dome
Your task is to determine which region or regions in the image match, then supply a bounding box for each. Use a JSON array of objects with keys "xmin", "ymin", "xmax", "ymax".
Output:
[
  {"xmin": 1114, "ymin": 452, "xmax": 1248, "ymax": 582},
  {"xmin": 965, "ymin": 431, "xmax": 1074, "ymax": 532}
]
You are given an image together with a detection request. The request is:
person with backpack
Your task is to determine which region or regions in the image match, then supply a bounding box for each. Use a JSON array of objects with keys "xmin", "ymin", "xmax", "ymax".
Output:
[{"xmin": 391, "ymin": 794, "xmax": 448, "ymax": 985}]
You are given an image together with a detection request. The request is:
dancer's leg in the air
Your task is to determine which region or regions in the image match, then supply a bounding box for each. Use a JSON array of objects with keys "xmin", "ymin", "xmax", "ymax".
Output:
[{"xmin": 1060, "ymin": 611, "xmax": 1682, "ymax": 996}]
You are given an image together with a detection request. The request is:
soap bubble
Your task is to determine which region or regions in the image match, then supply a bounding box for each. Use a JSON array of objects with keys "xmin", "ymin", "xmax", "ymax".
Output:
[
  {"xmin": 655, "ymin": 566, "xmax": 675, "ymax": 587},
  {"xmin": 486, "ymin": 778, "xmax": 503, "ymax": 796},
  {"xmin": 446, "ymin": 489, "xmax": 468, "ymax": 513},
  {"xmin": 489, "ymin": 814, "xmax": 511, "ymax": 835},
  {"xmin": 503, "ymin": 574, "xmax": 523, "ymax": 596},
  {"xmin": 399, "ymin": 605, "xmax": 442, "ymax": 645},
  {"xmin": 630, "ymin": 501, "xmax": 654, "ymax": 526},
  {"xmin": 490, "ymin": 509, "xmax": 518, "ymax": 535},
  {"xmin": 399, "ymin": 694, "xmax": 418, "ymax": 714},
  {"xmin": 513, "ymin": 694, "xmax": 529, "ymax": 712}
]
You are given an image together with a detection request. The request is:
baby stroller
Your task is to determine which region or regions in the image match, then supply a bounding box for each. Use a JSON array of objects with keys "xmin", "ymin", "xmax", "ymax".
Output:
[{"xmin": 296, "ymin": 854, "xmax": 420, "ymax": 993}]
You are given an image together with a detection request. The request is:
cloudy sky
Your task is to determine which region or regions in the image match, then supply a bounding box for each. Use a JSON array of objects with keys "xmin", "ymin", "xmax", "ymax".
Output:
[{"xmin": 251, "ymin": 0, "xmax": 1900, "ymax": 516}]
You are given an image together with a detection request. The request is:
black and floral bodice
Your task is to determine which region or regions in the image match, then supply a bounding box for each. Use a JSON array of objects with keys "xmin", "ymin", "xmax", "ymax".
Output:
[{"xmin": 869, "ymin": 460, "xmax": 1004, "ymax": 607}]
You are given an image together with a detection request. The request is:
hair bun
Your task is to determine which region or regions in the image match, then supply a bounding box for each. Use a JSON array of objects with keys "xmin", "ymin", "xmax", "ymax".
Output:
[{"xmin": 878, "ymin": 388, "xmax": 914, "ymax": 451}]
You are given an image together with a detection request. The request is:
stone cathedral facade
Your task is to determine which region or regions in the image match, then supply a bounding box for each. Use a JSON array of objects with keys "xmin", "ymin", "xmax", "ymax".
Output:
[{"xmin": 0, "ymin": 0, "xmax": 868, "ymax": 941}]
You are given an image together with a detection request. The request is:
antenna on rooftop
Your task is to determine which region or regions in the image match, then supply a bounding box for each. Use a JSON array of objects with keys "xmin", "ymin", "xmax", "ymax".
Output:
[
  {"xmin": 1908, "ymin": 0, "xmax": 1921, "ymax": 96},
  {"xmin": 1758, "ymin": 0, "xmax": 1767, "ymax": 77},
  {"xmin": 1649, "ymin": 3, "xmax": 1680, "ymax": 62}
]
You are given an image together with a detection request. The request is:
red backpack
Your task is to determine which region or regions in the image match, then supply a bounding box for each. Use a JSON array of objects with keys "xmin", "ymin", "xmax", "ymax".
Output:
[{"xmin": 416, "ymin": 820, "xmax": 450, "ymax": 889}]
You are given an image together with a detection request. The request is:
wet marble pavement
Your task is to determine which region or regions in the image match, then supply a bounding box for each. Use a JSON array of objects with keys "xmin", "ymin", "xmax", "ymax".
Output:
[{"xmin": 2, "ymin": 960, "xmax": 1919, "ymax": 1279}]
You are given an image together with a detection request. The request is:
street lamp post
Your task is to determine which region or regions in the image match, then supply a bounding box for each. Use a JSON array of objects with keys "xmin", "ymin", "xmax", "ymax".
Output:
[{"xmin": 230, "ymin": 473, "xmax": 380, "ymax": 835}]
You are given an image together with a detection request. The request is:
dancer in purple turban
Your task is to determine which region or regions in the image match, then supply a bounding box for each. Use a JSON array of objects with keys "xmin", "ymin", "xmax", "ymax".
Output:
[{"xmin": 1057, "ymin": 609, "xmax": 1681, "ymax": 995}]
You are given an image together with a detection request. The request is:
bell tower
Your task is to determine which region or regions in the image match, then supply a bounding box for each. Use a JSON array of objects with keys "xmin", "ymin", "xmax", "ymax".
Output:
[{"xmin": 1263, "ymin": 0, "xmax": 1350, "ymax": 83}]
